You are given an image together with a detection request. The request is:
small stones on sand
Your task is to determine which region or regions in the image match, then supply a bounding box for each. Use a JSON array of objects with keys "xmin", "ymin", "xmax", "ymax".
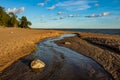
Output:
[
  {"xmin": 30, "ymin": 59, "xmax": 45, "ymax": 70},
  {"xmin": 64, "ymin": 42, "xmax": 71, "ymax": 45}
]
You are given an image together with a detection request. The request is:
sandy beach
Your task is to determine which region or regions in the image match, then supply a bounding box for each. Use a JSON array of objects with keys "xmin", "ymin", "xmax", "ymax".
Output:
[
  {"xmin": 0, "ymin": 0, "xmax": 120, "ymax": 79},
  {"xmin": 0, "ymin": 27, "xmax": 63, "ymax": 72},
  {"xmin": 0, "ymin": 28, "xmax": 120, "ymax": 80},
  {"xmin": 0, "ymin": 33, "xmax": 113, "ymax": 80}
]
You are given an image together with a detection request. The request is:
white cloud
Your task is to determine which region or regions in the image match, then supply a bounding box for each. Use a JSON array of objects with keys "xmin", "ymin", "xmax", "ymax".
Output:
[
  {"xmin": 6, "ymin": 7, "xmax": 24, "ymax": 14},
  {"xmin": 47, "ymin": 5, "xmax": 56, "ymax": 10},
  {"xmin": 37, "ymin": 0, "xmax": 51, "ymax": 7},
  {"xmin": 59, "ymin": 16, "xmax": 65, "ymax": 19},
  {"xmin": 94, "ymin": 3, "xmax": 99, "ymax": 7},
  {"xmin": 37, "ymin": 3, "xmax": 45, "ymax": 6},
  {"xmin": 86, "ymin": 12, "xmax": 110, "ymax": 18},
  {"xmin": 102, "ymin": 12, "xmax": 110, "ymax": 16},
  {"xmin": 68, "ymin": 14, "xmax": 80, "ymax": 17},
  {"xmin": 75, "ymin": 14, "xmax": 80, "ymax": 17},
  {"xmin": 51, "ymin": 18, "xmax": 59, "ymax": 20},
  {"xmin": 68, "ymin": 14, "xmax": 74, "ymax": 17},
  {"xmin": 56, "ymin": 1, "xmax": 97, "ymax": 11},
  {"xmin": 57, "ymin": 11, "xmax": 66, "ymax": 15},
  {"xmin": 51, "ymin": 16, "xmax": 65, "ymax": 20},
  {"xmin": 90, "ymin": 14, "xmax": 96, "ymax": 17}
]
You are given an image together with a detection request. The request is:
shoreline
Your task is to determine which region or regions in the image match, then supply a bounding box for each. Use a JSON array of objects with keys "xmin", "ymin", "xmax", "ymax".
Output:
[
  {"xmin": 55, "ymin": 32, "xmax": 120, "ymax": 80},
  {"xmin": 0, "ymin": 27, "xmax": 65, "ymax": 72},
  {"xmin": 0, "ymin": 28, "xmax": 120, "ymax": 79},
  {"xmin": 0, "ymin": 33, "xmax": 113, "ymax": 80}
]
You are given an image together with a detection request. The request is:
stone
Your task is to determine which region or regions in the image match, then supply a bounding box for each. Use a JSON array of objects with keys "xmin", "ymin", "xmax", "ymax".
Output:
[
  {"xmin": 64, "ymin": 42, "xmax": 71, "ymax": 45},
  {"xmin": 30, "ymin": 59, "xmax": 45, "ymax": 69}
]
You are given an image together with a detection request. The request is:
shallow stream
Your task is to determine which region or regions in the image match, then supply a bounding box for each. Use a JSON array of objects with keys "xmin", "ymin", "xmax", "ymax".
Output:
[{"xmin": 0, "ymin": 34, "xmax": 113, "ymax": 80}]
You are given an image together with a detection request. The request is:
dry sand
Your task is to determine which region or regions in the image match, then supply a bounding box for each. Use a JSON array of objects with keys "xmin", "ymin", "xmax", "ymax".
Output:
[{"xmin": 0, "ymin": 27, "xmax": 63, "ymax": 72}]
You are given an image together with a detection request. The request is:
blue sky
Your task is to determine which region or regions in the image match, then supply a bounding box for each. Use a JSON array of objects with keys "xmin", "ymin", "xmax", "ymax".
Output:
[{"xmin": 0, "ymin": 0, "xmax": 120, "ymax": 28}]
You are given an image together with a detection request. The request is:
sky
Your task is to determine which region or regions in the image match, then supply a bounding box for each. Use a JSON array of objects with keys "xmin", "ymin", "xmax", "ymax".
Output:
[{"xmin": 0, "ymin": 0, "xmax": 120, "ymax": 29}]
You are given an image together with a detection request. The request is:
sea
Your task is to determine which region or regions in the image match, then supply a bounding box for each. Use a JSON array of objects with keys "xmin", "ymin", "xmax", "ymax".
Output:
[
  {"xmin": 56, "ymin": 29, "xmax": 120, "ymax": 35},
  {"xmin": 35, "ymin": 28, "xmax": 120, "ymax": 35}
]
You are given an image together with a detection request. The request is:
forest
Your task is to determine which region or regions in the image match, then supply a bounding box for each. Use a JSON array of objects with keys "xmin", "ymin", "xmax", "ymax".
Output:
[{"xmin": 0, "ymin": 6, "xmax": 31, "ymax": 28}]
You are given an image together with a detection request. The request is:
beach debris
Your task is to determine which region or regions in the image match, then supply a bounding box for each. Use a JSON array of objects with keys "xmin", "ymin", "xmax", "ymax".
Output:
[
  {"xmin": 64, "ymin": 42, "xmax": 71, "ymax": 45},
  {"xmin": 30, "ymin": 59, "xmax": 45, "ymax": 69}
]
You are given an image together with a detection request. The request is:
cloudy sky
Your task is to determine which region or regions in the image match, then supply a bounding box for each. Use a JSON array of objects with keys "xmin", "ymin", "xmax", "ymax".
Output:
[{"xmin": 0, "ymin": 0, "xmax": 120, "ymax": 28}]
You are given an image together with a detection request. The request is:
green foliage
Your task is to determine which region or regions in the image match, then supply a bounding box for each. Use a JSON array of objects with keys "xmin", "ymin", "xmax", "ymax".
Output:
[
  {"xmin": 8, "ymin": 12, "xmax": 19, "ymax": 27},
  {"xmin": 0, "ymin": 6, "xmax": 10, "ymax": 26},
  {"xmin": 19, "ymin": 16, "xmax": 32, "ymax": 28},
  {"xmin": 0, "ymin": 6, "xmax": 32, "ymax": 28}
]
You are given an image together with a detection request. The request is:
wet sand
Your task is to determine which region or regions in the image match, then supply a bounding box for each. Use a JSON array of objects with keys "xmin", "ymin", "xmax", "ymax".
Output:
[
  {"xmin": 0, "ymin": 27, "xmax": 63, "ymax": 72},
  {"xmin": 55, "ymin": 32, "xmax": 120, "ymax": 80},
  {"xmin": 0, "ymin": 34, "xmax": 113, "ymax": 80}
]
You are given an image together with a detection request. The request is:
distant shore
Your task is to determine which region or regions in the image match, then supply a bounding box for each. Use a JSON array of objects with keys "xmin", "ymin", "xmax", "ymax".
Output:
[
  {"xmin": 55, "ymin": 32, "xmax": 120, "ymax": 80},
  {"xmin": 0, "ymin": 27, "xmax": 64, "ymax": 72}
]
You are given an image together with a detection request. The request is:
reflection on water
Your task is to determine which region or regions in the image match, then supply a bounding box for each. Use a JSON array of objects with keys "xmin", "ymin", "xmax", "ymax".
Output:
[{"xmin": 0, "ymin": 34, "xmax": 113, "ymax": 80}]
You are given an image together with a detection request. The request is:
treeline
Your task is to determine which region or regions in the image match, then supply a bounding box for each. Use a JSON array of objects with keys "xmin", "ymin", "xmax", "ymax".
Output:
[{"xmin": 0, "ymin": 6, "xmax": 31, "ymax": 28}]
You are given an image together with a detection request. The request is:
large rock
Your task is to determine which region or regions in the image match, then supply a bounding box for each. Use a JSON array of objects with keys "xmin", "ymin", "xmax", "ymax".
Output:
[
  {"xmin": 64, "ymin": 42, "xmax": 71, "ymax": 45},
  {"xmin": 30, "ymin": 59, "xmax": 45, "ymax": 69}
]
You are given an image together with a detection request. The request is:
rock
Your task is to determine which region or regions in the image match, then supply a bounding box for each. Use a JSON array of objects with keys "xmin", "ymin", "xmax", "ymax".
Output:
[
  {"xmin": 30, "ymin": 59, "xmax": 45, "ymax": 69},
  {"xmin": 64, "ymin": 42, "xmax": 71, "ymax": 45}
]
